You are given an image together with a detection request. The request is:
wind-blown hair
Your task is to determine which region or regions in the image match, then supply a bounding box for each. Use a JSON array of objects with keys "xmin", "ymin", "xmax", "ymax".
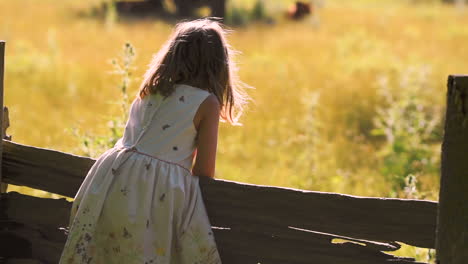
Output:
[{"xmin": 139, "ymin": 18, "xmax": 249, "ymax": 125}]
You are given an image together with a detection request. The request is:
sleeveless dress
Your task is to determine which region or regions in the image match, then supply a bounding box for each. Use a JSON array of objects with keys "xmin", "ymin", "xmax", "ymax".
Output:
[{"xmin": 59, "ymin": 84, "xmax": 222, "ymax": 264}]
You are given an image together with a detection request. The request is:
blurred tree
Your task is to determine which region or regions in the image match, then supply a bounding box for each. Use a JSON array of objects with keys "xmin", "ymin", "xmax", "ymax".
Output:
[
  {"xmin": 442, "ymin": 0, "xmax": 466, "ymax": 5},
  {"xmin": 115, "ymin": 0, "xmax": 164, "ymax": 16},
  {"xmin": 174, "ymin": 0, "xmax": 225, "ymax": 18},
  {"xmin": 114, "ymin": 0, "xmax": 226, "ymax": 18}
]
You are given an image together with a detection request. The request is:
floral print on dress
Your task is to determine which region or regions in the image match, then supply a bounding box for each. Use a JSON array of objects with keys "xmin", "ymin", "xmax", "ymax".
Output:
[
  {"xmin": 178, "ymin": 226, "xmax": 221, "ymax": 264},
  {"xmin": 120, "ymin": 187, "xmax": 130, "ymax": 196},
  {"xmin": 61, "ymin": 190, "xmax": 221, "ymax": 264}
]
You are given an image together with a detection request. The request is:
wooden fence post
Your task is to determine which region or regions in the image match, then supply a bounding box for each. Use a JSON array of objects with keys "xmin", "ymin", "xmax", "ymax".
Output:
[
  {"xmin": 0, "ymin": 41, "xmax": 5, "ymax": 194},
  {"xmin": 436, "ymin": 75, "xmax": 468, "ymax": 263}
]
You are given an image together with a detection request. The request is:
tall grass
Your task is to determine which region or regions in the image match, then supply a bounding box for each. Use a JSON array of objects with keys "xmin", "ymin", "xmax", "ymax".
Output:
[
  {"xmin": 372, "ymin": 65, "xmax": 442, "ymax": 198},
  {"xmin": 4, "ymin": 0, "xmax": 465, "ymax": 261},
  {"xmin": 72, "ymin": 42, "xmax": 136, "ymax": 157},
  {"xmin": 3, "ymin": 0, "xmax": 467, "ymax": 199}
]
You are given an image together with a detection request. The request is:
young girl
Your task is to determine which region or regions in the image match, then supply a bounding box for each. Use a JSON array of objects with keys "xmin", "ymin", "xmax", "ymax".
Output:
[{"xmin": 59, "ymin": 18, "xmax": 248, "ymax": 264}]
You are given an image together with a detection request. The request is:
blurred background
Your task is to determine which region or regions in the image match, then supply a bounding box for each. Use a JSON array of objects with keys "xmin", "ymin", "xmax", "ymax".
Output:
[{"xmin": 1, "ymin": 0, "xmax": 467, "ymax": 260}]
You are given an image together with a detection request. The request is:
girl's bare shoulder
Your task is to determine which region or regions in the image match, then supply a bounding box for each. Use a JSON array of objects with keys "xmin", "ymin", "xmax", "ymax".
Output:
[
  {"xmin": 194, "ymin": 94, "xmax": 220, "ymax": 130},
  {"xmin": 202, "ymin": 94, "xmax": 220, "ymax": 109},
  {"xmin": 200, "ymin": 94, "xmax": 220, "ymax": 117}
]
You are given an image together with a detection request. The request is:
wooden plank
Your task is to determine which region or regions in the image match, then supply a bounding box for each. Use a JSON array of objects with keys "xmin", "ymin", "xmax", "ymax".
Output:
[
  {"xmin": 2, "ymin": 192, "xmax": 426, "ymax": 264},
  {"xmin": 0, "ymin": 230, "xmax": 32, "ymax": 259},
  {"xmin": 200, "ymin": 177, "xmax": 437, "ymax": 249},
  {"xmin": 0, "ymin": 192, "xmax": 66, "ymax": 263},
  {"xmin": 1, "ymin": 226, "xmax": 64, "ymax": 264},
  {"xmin": 2, "ymin": 140, "xmax": 437, "ymax": 248},
  {"xmin": 4, "ymin": 259, "xmax": 44, "ymax": 264},
  {"xmin": 214, "ymin": 228, "xmax": 426, "ymax": 264},
  {"xmin": 4, "ymin": 259, "xmax": 45, "ymax": 264},
  {"xmin": 3, "ymin": 106, "xmax": 11, "ymax": 140},
  {"xmin": 1, "ymin": 107, "xmax": 11, "ymax": 193},
  {"xmin": 2, "ymin": 192, "xmax": 399, "ymax": 251},
  {"xmin": 436, "ymin": 75, "xmax": 468, "ymax": 263},
  {"xmin": 0, "ymin": 41, "xmax": 5, "ymax": 193},
  {"xmin": 2, "ymin": 140, "xmax": 95, "ymax": 197},
  {"xmin": 2, "ymin": 192, "xmax": 69, "ymax": 243}
]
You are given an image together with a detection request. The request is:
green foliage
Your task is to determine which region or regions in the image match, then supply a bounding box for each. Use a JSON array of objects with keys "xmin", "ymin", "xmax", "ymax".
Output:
[
  {"xmin": 226, "ymin": 5, "xmax": 250, "ymax": 26},
  {"xmin": 73, "ymin": 42, "xmax": 135, "ymax": 158},
  {"xmin": 291, "ymin": 92, "xmax": 322, "ymax": 189},
  {"xmin": 372, "ymin": 66, "xmax": 442, "ymax": 198},
  {"xmin": 226, "ymin": 0, "xmax": 271, "ymax": 26},
  {"xmin": 250, "ymin": 0, "xmax": 267, "ymax": 21},
  {"xmin": 105, "ymin": 0, "xmax": 118, "ymax": 29},
  {"xmin": 111, "ymin": 42, "xmax": 135, "ymax": 116}
]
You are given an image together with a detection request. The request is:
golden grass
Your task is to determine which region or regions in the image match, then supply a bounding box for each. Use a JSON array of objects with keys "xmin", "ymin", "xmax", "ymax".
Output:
[
  {"xmin": 3, "ymin": 0, "xmax": 467, "ymax": 195},
  {"xmin": 2, "ymin": 1, "xmax": 467, "ymax": 261}
]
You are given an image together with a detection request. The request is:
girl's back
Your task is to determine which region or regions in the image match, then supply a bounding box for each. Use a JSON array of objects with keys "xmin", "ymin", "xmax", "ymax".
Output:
[{"xmin": 117, "ymin": 84, "xmax": 211, "ymax": 169}]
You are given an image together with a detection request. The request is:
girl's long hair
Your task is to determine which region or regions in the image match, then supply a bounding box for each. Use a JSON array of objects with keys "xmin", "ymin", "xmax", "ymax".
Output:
[{"xmin": 139, "ymin": 18, "xmax": 249, "ymax": 125}]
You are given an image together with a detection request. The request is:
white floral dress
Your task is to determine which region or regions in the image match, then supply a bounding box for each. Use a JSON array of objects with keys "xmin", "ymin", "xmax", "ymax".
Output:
[{"xmin": 59, "ymin": 84, "xmax": 222, "ymax": 264}]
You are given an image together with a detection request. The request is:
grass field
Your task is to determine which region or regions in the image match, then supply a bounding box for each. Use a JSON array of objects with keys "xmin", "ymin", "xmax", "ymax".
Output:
[{"xmin": 2, "ymin": 0, "xmax": 467, "ymax": 261}]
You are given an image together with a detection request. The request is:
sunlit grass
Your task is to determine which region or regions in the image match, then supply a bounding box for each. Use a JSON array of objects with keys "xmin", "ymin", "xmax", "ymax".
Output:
[
  {"xmin": 2, "ymin": 0, "xmax": 464, "ymax": 197},
  {"xmin": 1, "ymin": 1, "xmax": 465, "ymax": 261}
]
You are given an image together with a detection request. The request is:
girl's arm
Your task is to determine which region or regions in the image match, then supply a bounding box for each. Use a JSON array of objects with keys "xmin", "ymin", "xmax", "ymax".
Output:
[{"xmin": 192, "ymin": 94, "xmax": 220, "ymax": 178}]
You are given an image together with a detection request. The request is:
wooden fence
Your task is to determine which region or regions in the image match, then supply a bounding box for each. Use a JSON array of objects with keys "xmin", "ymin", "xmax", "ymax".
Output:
[
  {"xmin": 1, "ymin": 139, "xmax": 437, "ymax": 264},
  {"xmin": 0, "ymin": 40, "xmax": 466, "ymax": 263}
]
